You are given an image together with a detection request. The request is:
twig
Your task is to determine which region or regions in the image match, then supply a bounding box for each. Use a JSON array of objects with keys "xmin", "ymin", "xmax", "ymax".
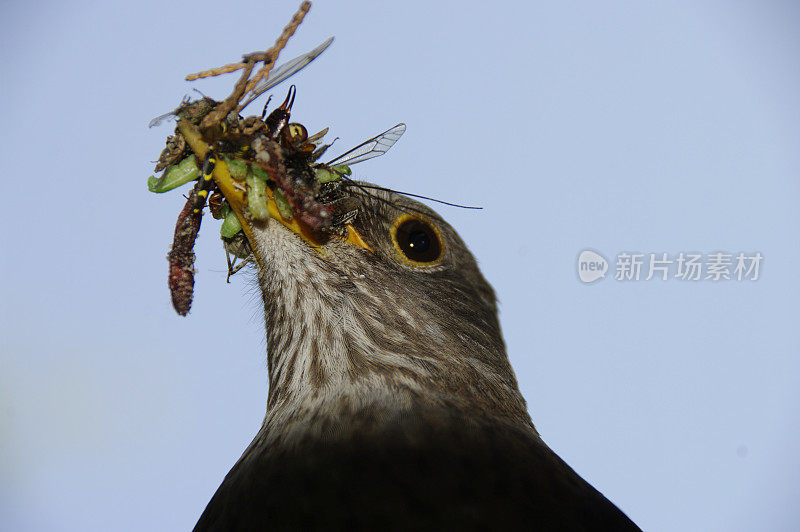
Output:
[
  {"xmin": 191, "ymin": 1, "xmax": 312, "ymax": 132},
  {"xmin": 185, "ymin": 61, "xmax": 247, "ymax": 81},
  {"xmin": 244, "ymin": 1, "xmax": 311, "ymax": 93},
  {"xmin": 183, "ymin": 1, "xmax": 311, "ymax": 97},
  {"xmin": 199, "ymin": 59, "xmax": 256, "ymax": 131}
]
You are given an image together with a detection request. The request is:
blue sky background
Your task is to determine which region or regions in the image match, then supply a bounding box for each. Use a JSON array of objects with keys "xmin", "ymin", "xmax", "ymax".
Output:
[{"xmin": 2, "ymin": 1, "xmax": 799, "ymax": 530}]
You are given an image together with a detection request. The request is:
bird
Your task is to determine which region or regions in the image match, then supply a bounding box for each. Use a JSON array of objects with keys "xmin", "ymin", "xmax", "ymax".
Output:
[{"xmin": 189, "ymin": 180, "xmax": 641, "ymax": 531}]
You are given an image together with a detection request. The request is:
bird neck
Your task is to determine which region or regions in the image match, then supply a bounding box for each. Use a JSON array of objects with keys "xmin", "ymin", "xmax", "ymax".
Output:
[
  {"xmin": 255, "ymin": 271, "xmax": 535, "ymax": 449},
  {"xmin": 259, "ymin": 272, "xmax": 444, "ymax": 443}
]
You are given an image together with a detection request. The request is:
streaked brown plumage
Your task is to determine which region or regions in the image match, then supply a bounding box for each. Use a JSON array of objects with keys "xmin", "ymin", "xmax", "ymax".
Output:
[{"xmin": 194, "ymin": 185, "xmax": 640, "ymax": 531}]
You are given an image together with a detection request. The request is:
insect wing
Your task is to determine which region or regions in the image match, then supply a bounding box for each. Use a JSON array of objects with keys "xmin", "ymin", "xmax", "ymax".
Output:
[
  {"xmin": 326, "ymin": 123, "xmax": 406, "ymax": 167},
  {"xmin": 255, "ymin": 36, "xmax": 333, "ymax": 92},
  {"xmin": 306, "ymin": 127, "xmax": 329, "ymax": 145},
  {"xmin": 241, "ymin": 36, "xmax": 334, "ymax": 109},
  {"xmin": 148, "ymin": 110, "xmax": 177, "ymax": 128}
]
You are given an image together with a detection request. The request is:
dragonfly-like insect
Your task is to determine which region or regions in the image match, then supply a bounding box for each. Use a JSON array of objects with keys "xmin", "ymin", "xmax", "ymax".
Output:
[
  {"xmin": 318, "ymin": 123, "xmax": 482, "ymax": 213},
  {"xmin": 148, "ymin": 36, "xmax": 334, "ymax": 128}
]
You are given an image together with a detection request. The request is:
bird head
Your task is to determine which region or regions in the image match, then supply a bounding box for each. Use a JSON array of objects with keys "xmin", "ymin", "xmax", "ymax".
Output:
[{"xmin": 228, "ymin": 180, "xmax": 533, "ymax": 440}]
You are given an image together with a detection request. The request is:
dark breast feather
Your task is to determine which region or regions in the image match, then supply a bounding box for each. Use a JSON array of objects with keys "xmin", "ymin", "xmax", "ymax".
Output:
[{"xmin": 193, "ymin": 412, "xmax": 641, "ymax": 531}]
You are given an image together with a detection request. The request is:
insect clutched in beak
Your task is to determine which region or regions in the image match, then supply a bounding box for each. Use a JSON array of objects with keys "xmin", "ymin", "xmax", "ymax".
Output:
[
  {"xmin": 148, "ymin": 2, "xmax": 402, "ymax": 315},
  {"xmin": 174, "ymin": 86, "xmax": 394, "ymax": 260}
]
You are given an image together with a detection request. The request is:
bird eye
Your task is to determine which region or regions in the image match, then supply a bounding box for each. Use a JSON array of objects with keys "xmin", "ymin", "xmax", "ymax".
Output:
[{"xmin": 391, "ymin": 215, "xmax": 443, "ymax": 265}]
